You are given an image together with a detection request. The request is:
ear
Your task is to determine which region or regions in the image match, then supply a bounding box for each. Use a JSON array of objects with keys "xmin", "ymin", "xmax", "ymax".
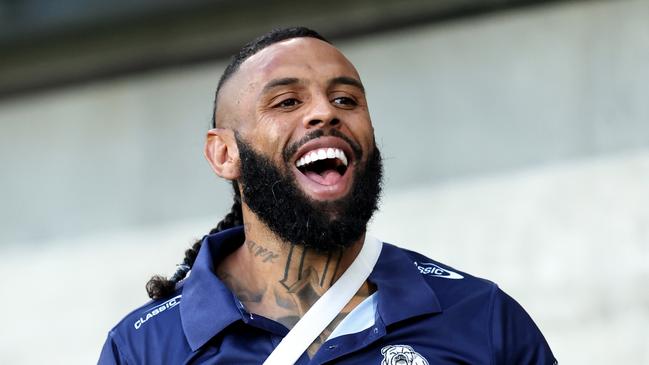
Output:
[{"xmin": 204, "ymin": 128, "xmax": 240, "ymax": 180}]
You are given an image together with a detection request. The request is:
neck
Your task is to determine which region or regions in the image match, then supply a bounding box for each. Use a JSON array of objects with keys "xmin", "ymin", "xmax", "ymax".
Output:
[{"xmin": 216, "ymin": 208, "xmax": 373, "ymax": 356}]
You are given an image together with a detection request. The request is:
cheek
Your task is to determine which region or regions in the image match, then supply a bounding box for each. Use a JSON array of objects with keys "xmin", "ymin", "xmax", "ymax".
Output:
[
  {"xmin": 347, "ymin": 116, "xmax": 375, "ymax": 158},
  {"xmin": 251, "ymin": 117, "xmax": 295, "ymax": 162}
]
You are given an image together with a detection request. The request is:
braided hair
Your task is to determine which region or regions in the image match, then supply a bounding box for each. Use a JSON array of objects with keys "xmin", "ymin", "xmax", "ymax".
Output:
[
  {"xmin": 145, "ymin": 182, "xmax": 243, "ymax": 299},
  {"xmin": 145, "ymin": 27, "xmax": 329, "ymax": 299}
]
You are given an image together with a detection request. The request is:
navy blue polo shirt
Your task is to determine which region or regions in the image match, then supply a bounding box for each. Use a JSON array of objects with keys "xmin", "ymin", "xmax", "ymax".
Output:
[{"xmin": 99, "ymin": 226, "xmax": 556, "ymax": 364}]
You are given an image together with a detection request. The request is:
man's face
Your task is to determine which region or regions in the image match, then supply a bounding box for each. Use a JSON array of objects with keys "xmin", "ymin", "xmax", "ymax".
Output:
[
  {"xmin": 217, "ymin": 37, "xmax": 381, "ymax": 249},
  {"xmin": 218, "ymin": 37, "xmax": 376, "ymax": 203}
]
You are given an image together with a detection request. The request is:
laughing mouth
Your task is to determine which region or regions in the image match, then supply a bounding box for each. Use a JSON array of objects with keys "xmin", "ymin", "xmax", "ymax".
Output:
[{"xmin": 295, "ymin": 147, "xmax": 349, "ymax": 185}]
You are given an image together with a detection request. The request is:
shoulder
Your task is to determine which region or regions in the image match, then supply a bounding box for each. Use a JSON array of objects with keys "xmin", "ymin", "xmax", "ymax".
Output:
[
  {"xmin": 385, "ymin": 243, "xmax": 499, "ymax": 307},
  {"xmin": 99, "ymin": 287, "xmax": 188, "ymax": 365},
  {"xmin": 383, "ymin": 243, "xmax": 557, "ymax": 364}
]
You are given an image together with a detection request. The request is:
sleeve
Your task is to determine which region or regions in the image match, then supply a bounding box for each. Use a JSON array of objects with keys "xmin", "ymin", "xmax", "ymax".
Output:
[
  {"xmin": 490, "ymin": 287, "xmax": 558, "ymax": 365},
  {"xmin": 98, "ymin": 331, "xmax": 128, "ymax": 365}
]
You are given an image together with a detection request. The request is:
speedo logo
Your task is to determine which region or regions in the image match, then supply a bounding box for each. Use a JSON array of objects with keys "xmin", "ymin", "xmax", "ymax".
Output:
[
  {"xmin": 134, "ymin": 295, "xmax": 181, "ymax": 330},
  {"xmin": 416, "ymin": 262, "xmax": 464, "ymax": 280}
]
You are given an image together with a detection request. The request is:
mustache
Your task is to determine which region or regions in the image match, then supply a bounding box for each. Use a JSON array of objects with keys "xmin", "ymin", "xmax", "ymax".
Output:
[{"xmin": 282, "ymin": 129, "xmax": 363, "ymax": 164}]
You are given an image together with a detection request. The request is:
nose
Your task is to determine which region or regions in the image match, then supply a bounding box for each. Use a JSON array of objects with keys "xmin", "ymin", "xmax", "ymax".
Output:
[
  {"xmin": 393, "ymin": 355, "xmax": 408, "ymax": 365},
  {"xmin": 303, "ymin": 95, "xmax": 341, "ymax": 129}
]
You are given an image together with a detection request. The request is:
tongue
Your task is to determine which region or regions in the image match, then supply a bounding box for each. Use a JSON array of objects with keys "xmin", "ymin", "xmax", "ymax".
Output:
[{"xmin": 304, "ymin": 169, "xmax": 342, "ymax": 185}]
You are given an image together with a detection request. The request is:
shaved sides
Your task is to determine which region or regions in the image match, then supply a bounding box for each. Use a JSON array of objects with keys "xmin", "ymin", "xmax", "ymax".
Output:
[{"xmin": 210, "ymin": 27, "xmax": 329, "ymax": 129}]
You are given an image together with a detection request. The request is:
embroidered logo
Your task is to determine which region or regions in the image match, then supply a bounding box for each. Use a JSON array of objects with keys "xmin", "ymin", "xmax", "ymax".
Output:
[
  {"xmin": 415, "ymin": 262, "xmax": 464, "ymax": 280},
  {"xmin": 133, "ymin": 294, "xmax": 181, "ymax": 329},
  {"xmin": 381, "ymin": 345, "xmax": 429, "ymax": 365}
]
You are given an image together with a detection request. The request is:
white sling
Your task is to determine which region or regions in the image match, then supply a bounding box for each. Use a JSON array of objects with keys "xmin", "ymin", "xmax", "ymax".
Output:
[{"xmin": 263, "ymin": 235, "xmax": 383, "ymax": 365}]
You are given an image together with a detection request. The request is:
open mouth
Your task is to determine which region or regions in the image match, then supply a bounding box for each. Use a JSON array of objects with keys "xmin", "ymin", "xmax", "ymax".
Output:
[{"xmin": 295, "ymin": 147, "xmax": 349, "ymax": 186}]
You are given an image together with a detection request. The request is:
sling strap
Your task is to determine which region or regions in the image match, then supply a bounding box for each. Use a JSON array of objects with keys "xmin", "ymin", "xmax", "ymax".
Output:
[{"xmin": 263, "ymin": 235, "xmax": 383, "ymax": 365}]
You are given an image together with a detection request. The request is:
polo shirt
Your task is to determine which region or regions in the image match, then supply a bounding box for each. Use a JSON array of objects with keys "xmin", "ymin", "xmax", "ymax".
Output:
[{"xmin": 99, "ymin": 226, "xmax": 557, "ymax": 364}]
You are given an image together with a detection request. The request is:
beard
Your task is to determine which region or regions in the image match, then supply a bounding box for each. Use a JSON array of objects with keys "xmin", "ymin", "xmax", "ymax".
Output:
[{"xmin": 235, "ymin": 130, "xmax": 383, "ymax": 253}]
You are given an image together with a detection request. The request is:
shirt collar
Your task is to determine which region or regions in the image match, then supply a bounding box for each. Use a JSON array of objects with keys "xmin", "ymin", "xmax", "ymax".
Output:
[
  {"xmin": 180, "ymin": 226, "xmax": 246, "ymax": 351},
  {"xmin": 369, "ymin": 242, "xmax": 442, "ymax": 326},
  {"xmin": 179, "ymin": 226, "xmax": 442, "ymax": 351}
]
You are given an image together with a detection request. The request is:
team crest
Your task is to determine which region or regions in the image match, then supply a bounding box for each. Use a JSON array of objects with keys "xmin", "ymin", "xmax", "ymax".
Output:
[{"xmin": 380, "ymin": 345, "xmax": 429, "ymax": 365}]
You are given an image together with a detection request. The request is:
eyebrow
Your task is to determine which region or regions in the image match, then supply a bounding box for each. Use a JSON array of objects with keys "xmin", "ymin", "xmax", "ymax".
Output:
[
  {"xmin": 261, "ymin": 77, "xmax": 301, "ymax": 94},
  {"xmin": 260, "ymin": 76, "xmax": 365, "ymax": 95},
  {"xmin": 330, "ymin": 76, "xmax": 365, "ymax": 94}
]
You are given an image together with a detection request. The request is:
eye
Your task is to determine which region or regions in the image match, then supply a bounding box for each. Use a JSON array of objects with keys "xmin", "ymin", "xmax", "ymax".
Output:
[
  {"xmin": 332, "ymin": 96, "xmax": 357, "ymax": 108},
  {"xmin": 274, "ymin": 98, "xmax": 301, "ymax": 109}
]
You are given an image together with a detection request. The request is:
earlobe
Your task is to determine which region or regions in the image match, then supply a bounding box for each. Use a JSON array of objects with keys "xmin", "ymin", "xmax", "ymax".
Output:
[{"xmin": 204, "ymin": 128, "xmax": 240, "ymax": 180}]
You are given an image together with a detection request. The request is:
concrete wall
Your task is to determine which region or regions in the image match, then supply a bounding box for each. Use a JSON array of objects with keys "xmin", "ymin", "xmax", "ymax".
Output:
[
  {"xmin": 2, "ymin": 0, "xmax": 648, "ymax": 245},
  {"xmin": 0, "ymin": 0, "xmax": 647, "ymax": 363},
  {"xmin": 2, "ymin": 150, "xmax": 647, "ymax": 364},
  {"xmin": 372, "ymin": 149, "xmax": 649, "ymax": 364}
]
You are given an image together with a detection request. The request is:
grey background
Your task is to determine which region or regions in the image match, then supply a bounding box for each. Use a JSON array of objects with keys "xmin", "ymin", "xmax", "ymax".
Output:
[
  {"xmin": 0, "ymin": 0, "xmax": 647, "ymax": 363},
  {"xmin": 2, "ymin": 0, "xmax": 648, "ymax": 245}
]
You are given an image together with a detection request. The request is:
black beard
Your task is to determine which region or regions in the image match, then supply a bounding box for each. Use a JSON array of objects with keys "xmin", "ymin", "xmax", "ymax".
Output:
[{"xmin": 235, "ymin": 130, "xmax": 383, "ymax": 253}]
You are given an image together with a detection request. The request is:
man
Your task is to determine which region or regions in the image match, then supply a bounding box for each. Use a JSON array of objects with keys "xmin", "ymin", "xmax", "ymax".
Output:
[{"xmin": 99, "ymin": 27, "xmax": 557, "ymax": 364}]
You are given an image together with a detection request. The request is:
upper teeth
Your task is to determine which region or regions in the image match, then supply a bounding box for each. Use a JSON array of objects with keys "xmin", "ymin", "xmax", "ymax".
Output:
[{"xmin": 296, "ymin": 147, "xmax": 348, "ymax": 168}]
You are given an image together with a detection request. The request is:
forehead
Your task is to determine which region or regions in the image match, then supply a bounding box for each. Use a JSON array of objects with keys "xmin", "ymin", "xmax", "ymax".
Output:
[{"xmin": 237, "ymin": 37, "xmax": 361, "ymax": 87}]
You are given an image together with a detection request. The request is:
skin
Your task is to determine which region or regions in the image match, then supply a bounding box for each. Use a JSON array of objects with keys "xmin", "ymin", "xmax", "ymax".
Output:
[{"xmin": 204, "ymin": 38, "xmax": 377, "ymax": 358}]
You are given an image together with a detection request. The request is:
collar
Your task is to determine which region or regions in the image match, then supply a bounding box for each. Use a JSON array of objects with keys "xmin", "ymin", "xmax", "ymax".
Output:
[
  {"xmin": 180, "ymin": 226, "xmax": 246, "ymax": 351},
  {"xmin": 369, "ymin": 242, "xmax": 442, "ymax": 326},
  {"xmin": 179, "ymin": 226, "xmax": 442, "ymax": 351}
]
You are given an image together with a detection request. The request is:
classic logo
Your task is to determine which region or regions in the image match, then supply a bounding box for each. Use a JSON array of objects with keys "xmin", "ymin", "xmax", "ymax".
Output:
[
  {"xmin": 381, "ymin": 344, "xmax": 429, "ymax": 365},
  {"xmin": 133, "ymin": 294, "xmax": 181, "ymax": 330},
  {"xmin": 416, "ymin": 262, "xmax": 464, "ymax": 280}
]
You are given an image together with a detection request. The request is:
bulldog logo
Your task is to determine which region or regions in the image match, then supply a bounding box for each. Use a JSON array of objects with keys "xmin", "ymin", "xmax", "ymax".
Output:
[{"xmin": 380, "ymin": 345, "xmax": 429, "ymax": 365}]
